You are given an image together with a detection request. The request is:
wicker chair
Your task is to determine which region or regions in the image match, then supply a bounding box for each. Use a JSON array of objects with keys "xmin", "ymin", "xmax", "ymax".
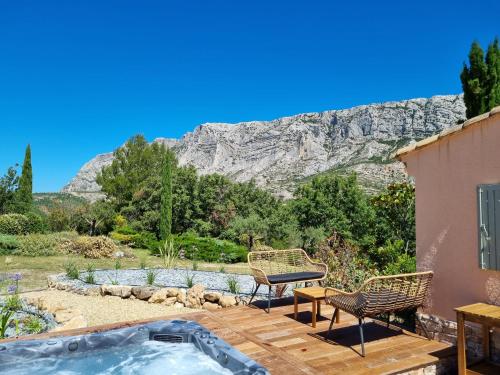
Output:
[
  {"xmin": 248, "ymin": 249, "xmax": 327, "ymax": 312},
  {"xmin": 325, "ymin": 271, "xmax": 433, "ymax": 357}
]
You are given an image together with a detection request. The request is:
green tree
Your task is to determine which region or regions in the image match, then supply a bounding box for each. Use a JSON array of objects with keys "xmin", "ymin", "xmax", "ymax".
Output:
[
  {"xmin": 292, "ymin": 173, "xmax": 375, "ymax": 248},
  {"xmin": 485, "ymin": 38, "xmax": 500, "ymax": 110},
  {"xmin": 160, "ymin": 150, "xmax": 174, "ymax": 240},
  {"xmin": 0, "ymin": 166, "xmax": 19, "ymax": 214},
  {"xmin": 225, "ymin": 214, "xmax": 269, "ymax": 250},
  {"xmin": 461, "ymin": 38, "xmax": 500, "ymax": 118},
  {"xmin": 96, "ymin": 135, "xmax": 167, "ymax": 208},
  {"xmin": 15, "ymin": 145, "xmax": 33, "ymax": 213},
  {"xmin": 372, "ymin": 182, "xmax": 415, "ymax": 251}
]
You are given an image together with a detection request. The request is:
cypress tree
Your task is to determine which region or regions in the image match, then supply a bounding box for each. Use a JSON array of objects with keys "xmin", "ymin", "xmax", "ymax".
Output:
[
  {"xmin": 461, "ymin": 38, "xmax": 500, "ymax": 119},
  {"xmin": 485, "ymin": 38, "xmax": 500, "ymax": 110},
  {"xmin": 461, "ymin": 41, "xmax": 487, "ymax": 119},
  {"xmin": 16, "ymin": 144, "xmax": 33, "ymax": 212},
  {"xmin": 160, "ymin": 150, "xmax": 173, "ymax": 240}
]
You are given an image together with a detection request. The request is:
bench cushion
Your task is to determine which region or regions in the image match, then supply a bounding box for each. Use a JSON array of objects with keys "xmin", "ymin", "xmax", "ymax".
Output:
[{"xmin": 267, "ymin": 271, "xmax": 325, "ymax": 284}]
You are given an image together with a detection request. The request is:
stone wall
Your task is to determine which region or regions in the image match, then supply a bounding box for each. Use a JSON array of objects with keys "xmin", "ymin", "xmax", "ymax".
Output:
[{"xmin": 418, "ymin": 313, "xmax": 500, "ymax": 364}]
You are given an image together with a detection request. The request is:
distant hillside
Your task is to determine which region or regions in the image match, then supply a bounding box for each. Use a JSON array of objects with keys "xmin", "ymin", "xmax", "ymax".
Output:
[
  {"xmin": 63, "ymin": 94, "xmax": 466, "ymax": 199},
  {"xmin": 33, "ymin": 193, "xmax": 87, "ymax": 215}
]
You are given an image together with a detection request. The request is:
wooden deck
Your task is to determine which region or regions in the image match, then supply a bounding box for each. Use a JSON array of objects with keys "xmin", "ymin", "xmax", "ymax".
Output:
[{"xmin": 1, "ymin": 298, "xmax": 455, "ymax": 374}]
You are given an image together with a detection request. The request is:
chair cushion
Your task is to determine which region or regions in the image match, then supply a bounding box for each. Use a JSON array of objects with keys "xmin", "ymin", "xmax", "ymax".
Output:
[{"xmin": 267, "ymin": 271, "xmax": 325, "ymax": 284}]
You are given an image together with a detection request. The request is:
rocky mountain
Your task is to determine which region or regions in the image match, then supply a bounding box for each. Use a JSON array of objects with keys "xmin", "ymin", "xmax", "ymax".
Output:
[{"xmin": 62, "ymin": 94, "xmax": 466, "ymax": 199}]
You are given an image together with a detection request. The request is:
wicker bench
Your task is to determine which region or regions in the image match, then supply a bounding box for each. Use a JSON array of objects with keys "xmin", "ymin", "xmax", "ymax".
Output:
[
  {"xmin": 248, "ymin": 249, "xmax": 327, "ymax": 312},
  {"xmin": 325, "ymin": 271, "xmax": 433, "ymax": 357}
]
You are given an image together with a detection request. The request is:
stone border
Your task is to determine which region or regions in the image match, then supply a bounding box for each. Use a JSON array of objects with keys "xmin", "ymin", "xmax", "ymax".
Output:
[{"xmin": 48, "ymin": 274, "xmax": 245, "ymax": 311}]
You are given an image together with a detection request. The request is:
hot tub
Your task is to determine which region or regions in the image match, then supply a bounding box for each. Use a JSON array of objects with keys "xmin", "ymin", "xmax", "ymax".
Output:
[{"xmin": 0, "ymin": 320, "xmax": 269, "ymax": 375}]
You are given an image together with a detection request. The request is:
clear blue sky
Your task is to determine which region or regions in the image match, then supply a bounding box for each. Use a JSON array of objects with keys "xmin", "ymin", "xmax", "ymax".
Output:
[{"xmin": 1, "ymin": 1, "xmax": 498, "ymax": 192}]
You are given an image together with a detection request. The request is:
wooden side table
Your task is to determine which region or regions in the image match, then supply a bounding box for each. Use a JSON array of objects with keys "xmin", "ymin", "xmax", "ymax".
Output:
[
  {"xmin": 455, "ymin": 303, "xmax": 500, "ymax": 375},
  {"xmin": 293, "ymin": 286, "xmax": 339, "ymax": 328}
]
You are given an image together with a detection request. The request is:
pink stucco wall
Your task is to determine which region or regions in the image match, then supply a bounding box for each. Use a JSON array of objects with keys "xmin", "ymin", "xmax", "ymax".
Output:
[{"xmin": 401, "ymin": 113, "xmax": 500, "ymax": 321}]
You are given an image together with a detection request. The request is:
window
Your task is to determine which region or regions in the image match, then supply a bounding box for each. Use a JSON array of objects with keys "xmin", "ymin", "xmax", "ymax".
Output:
[{"xmin": 478, "ymin": 184, "xmax": 500, "ymax": 270}]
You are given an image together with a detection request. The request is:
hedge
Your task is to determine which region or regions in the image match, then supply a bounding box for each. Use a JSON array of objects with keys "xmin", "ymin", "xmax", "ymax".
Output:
[
  {"xmin": 172, "ymin": 234, "xmax": 247, "ymax": 263},
  {"xmin": 0, "ymin": 213, "xmax": 45, "ymax": 235}
]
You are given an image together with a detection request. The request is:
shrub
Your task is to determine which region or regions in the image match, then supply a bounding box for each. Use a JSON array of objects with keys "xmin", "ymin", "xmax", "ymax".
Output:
[
  {"xmin": 146, "ymin": 268, "xmax": 157, "ymax": 286},
  {"xmin": 0, "ymin": 235, "xmax": 19, "ymax": 255},
  {"xmin": 24, "ymin": 212, "xmax": 46, "ymax": 234},
  {"xmin": 64, "ymin": 260, "xmax": 79, "ymax": 280},
  {"xmin": 158, "ymin": 239, "xmax": 179, "ymax": 269},
  {"xmin": 109, "ymin": 229, "xmax": 159, "ymax": 250},
  {"xmin": 0, "ymin": 214, "xmax": 29, "ymax": 235},
  {"xmin": 164, "ymin": 234, "xmax": 247, "ymax": 263},
  {"xmin": 23, "ymin": 315, "xmax": 44, "ymax": 334},
  {"xmin": 316, "ymin": 230, "xmax": 376, "ymax": 292},
  {"xmin": 84, "ymin": 263, "xmax": 96, "ymax": 284},
  {"xmin": 69, "ymin": 236, "xmax": 118, "ymax": 259},
  {"xmin": 15, "ymin": 234, "xmax": 59, "ymax": 256},
  {"xmin": 226, "ymin": 275, "xmax": 240, "ymax": 294}
]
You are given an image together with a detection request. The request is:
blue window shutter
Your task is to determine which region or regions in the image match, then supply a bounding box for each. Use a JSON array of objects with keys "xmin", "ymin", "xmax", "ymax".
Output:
[{"xmin": 478, "ymin": 184, "xmax": 500, "ymax": 271}]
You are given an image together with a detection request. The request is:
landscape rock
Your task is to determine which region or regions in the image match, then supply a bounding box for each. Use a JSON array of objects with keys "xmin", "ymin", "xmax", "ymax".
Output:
[
  {"xmin": 185, "ymin": 284, "xmax": 205, "ymax": 308},
  {"xmin": 101, "ymin": 285, "xmax": 132, "ymax": 298},
  {"xmin": 148, "ymin": 288, "xmax": 170, "ymax": 304},
  {"xmin": 163, "ymin": 297, "xmax": 178, "ymax": 306},
  {"xmin": 62, "ymin": 95, "xmax": 466, "ymax": 198},
  {"xmin": 202, "ymin": 301, "xmax": 221, "ymax": 311},
  {"xmin": 203, "ymin": 292, "xmax": 222, "ymax": 303},
  {"xmin": 219, "ymin": 295, "xmax": 237, "ymax": 308},
  {"xmin": 131, "ymin": 286, "xmax": 157, "ymax": 300},
  {"xmin": 176, "ymin": 289, "xmax": 186, "ymax": 304},
  {"xmin": 165, "ymin": 288, "xmax": 180, "ymax": 297}
]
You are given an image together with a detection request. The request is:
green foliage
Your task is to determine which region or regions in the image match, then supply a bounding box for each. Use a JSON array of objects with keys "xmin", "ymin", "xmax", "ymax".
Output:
[
  {"xmin": 23, "ymin": 315, "xmax": 44, "ymax": 334},
  {"xmin": 24, "ymin": 212, "xmax": 46, "ymax": 233},
  {"xmin": 15, "ymin": 233, "xmax": 59, "ymax": 256},
  {"xmin": 300, "ymin": 226, "xmax": 327, "ymax": 254},
  {"xmin": 461, "ymin": 38, "xmax": 500, "ymax": 119},
  {"xmin": 158, "ymin": 238, "xmax": 179, "ymax": 269},
  {"xmin": 170, "ymin": 233, "xmax": 248, "ymax": 263},
  {"xmin": 0, "ymin": 234, "xmax": 19, "ymax": 255},
  {"xmin": 15, "ymin": 145, "xmax": 33, "ymax": 213},
  {"xmin": 146, "ymin": 268, "xmax": 157, "ymax": 285},
  {"xmin": 226, "ymin": 275, "xmax": 240, "ymax": 294},
  {"xmin": 84, "ymin": 263, "xmax": 96, "ymax": 284},
  {"xmin": 0, "ymin": 214, "xmax": 29, "ymax": 235},
  {"xmin": 160, "ymin": 150, "xmax": 174, "ymax": 240},
  {"xmin": 70, "ymin": 200, "xmax": 116, "ymax": 236},
  {"xmin": 224, "ymin": 214, "xmax": 268, "ymax": 249},
  {"xmin": 139, "ymin": 256, "xmax": 147, "ymax": 269},
  {"xmin": 0, "ymin": 309, "xmax": 14, "ymax": 339},
  {"xmin": 64, "ymin": 260, "xmax": 80, "ymax": 280},
  {"xmin": 185, "ymin": 272, "xmax": 195, "ymax": 288},
  {"xmin": 372, "ymin": 182, "xmax": 415, "ymax": 253},
  {"xmin": 0, "ymin": 166, "xmax": 19, "ymax": 214},
  {"xmin": 292, "ymin": 173, "xmax": 375, "ymax": 248},
  {"xmin": 97, "ymin": 135, "xmax": 167, "ymax": 208},
  {"xmin": 316, "ymin": 231, "xmax": 376, "ymax": 292}
]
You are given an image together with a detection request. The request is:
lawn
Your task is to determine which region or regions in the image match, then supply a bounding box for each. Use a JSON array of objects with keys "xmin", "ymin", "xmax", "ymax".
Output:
[{"xmin": 0, "ymin": 248, "xmax": 251, "ymax": 292}]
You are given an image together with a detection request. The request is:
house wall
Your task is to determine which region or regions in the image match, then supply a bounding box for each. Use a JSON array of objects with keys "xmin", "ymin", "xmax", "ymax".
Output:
[{"xmin": 402, "ymin": 113, "xmax": 500, "ymax": 321}]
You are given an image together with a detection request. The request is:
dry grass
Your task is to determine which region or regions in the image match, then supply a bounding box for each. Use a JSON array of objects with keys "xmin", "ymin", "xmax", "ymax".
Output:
[{"xmin": 0, "ymin": 248, "xmax": 250, "ymax": 292}]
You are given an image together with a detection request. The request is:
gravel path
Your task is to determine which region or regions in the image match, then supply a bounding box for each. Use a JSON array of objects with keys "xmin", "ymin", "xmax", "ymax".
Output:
[
  {"xmin": 22, "ymin": 290, "xmax": 197, "ymax": 327},
  {"xmin": 56, "ymin": 268, "xmax": 279, "ymax": 297}
]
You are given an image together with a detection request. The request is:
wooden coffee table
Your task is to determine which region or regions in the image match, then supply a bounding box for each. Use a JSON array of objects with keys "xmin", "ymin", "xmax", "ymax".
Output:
[{"xmin": 293, "ymin": 286, "xmax": 339, "ymax": 328}]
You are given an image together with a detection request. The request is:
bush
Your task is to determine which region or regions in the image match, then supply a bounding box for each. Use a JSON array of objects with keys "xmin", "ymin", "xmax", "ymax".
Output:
[
  {"xmin": 110, "ymin": 230, "xmax": 159, "ymax": 251},
  {"xmin": 165, "ymin": 234, "xmax": 247, "ymax": 263},
  {"xmin": 24, "ymin": 212, "xmax": 46, "ymax": 234},
  {"xmin": 0, "ymin": 234, "xmax": 19, "ymax": 255},
  {"xmin": 0, "ymin": 214, "xmax": 30, "ymax": 235},
  {"xmin": 316, "ymin": 230, "xmax": 376, "ymax": 292},
  {"xmin": 15, "ymin": 234, "xmax": 59, "ymax": 256},
  {"xmin": 69, "ymin": 236, "xmax": 118, "ymax": 259}
]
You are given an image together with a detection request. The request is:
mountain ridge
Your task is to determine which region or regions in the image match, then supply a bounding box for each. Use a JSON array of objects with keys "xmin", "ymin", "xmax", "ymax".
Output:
[{"xmin": 62, "ymin": 94, "xmax": 466, "ymax": 200}]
